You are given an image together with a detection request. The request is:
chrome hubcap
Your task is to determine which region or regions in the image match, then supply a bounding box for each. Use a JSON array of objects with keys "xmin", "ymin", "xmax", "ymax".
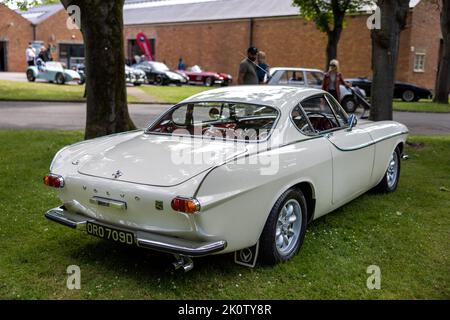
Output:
[
  {"xmin": 403, "ymin": 90, "xmax": 414, "ymax": 101},
  {"xmin": 346, "ymin": 100, "xmax": 356, "ymax": 111},
  {"xmin": 275, "ymin": 199, "xmax": 302, "ymax": 256},
  {"xmin": 386, "ymin": 152, "xmax": 398, "ymax": 188}
]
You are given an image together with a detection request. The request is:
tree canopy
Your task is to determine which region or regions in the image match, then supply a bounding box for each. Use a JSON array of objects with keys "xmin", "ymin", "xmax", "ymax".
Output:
[
  {"xmin": 3, "ymin": 0, "xmax": 60, "ymax": 10},
  {"xmin": 292, "ymin": 0, "xmax": 374, "ymax": 68},
  {"xmin": 292, "ymin": 0, "xmax": 374, "ymax": 33}
]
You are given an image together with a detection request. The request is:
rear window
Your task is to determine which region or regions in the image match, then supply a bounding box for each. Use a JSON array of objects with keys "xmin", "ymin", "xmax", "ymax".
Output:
[{"xmin": 147, "ymin": 102, "xmax": 279, "ymax": 141}]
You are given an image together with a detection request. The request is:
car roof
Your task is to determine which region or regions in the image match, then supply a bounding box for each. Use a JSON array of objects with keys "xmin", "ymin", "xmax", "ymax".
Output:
[
  {"xmin": 270, "ymin": 67, "xmax": 324, "ymax": 73},
  {"xmin": 181, "ymin": 85, "xmax": 323, "ymax": 108}
]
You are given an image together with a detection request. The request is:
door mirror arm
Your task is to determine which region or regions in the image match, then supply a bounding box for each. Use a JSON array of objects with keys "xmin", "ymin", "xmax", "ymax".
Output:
[{"xmin": 347, "ymin": 114, "xmax": 357, "ymax": 131}]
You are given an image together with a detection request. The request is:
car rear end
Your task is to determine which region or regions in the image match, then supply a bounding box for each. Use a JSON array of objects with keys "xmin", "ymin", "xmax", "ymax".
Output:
[
  {"xmin": 42, "ymin": 133, "xmax": 248, "ymax": 257},
  {"xmin": 44, "ymin": 171, "xmax": 227, "ymax": 257}
]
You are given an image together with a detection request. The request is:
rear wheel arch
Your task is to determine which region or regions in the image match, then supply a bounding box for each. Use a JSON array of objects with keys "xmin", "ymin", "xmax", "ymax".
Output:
[
  {"xmin": 397, "ymin": 142, "xmax": 404, "ymax": 156},
  {"xmin": 268, "ymin": 181, "xmax": 316, "ymax": 226},
  {"xmin": 292, "ymin": 181, "xmax": 316, "ymax": 224}
]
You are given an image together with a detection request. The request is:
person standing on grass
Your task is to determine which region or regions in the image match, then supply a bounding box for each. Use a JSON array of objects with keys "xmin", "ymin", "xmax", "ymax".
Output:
[
  {"xmin": 322, "ymin": 59, "xmax": 351, "ymax": 102},
  {"xmin": 26, "ymin": 43, "xmax": 36, "ymax": 66},
  {"xmin": 238, "ymin": 46, "xmax": 259, "ymax": 85},
  {"xmin": 256, "ymin": 51, "xmax": 270, "ymax": 84},
  {"xmin": 177, "ymin": 58, "xmax": 186, "ymax": 70}
]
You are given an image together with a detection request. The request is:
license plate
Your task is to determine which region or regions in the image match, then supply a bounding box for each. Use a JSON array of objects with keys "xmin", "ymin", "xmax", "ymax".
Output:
[{"xmin": 86, "ymin": 221, "xmax": 135, "ymax": 245}]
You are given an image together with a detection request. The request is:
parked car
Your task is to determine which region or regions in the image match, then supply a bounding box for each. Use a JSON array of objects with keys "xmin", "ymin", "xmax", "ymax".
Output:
[
  {"xmin": 268, "ymin": 67, "xmax": 366, "ymax": 113},
  {"xmin": 26, "ymin": 60, "xmax": 81, "ymax": 85},
  {"xmin": 72, "ymin": 63, "xmax": 85, "ymax": 85},
  {"xmin": 132, "ymin": 61, "xmax": 188, "ymax": 86},
  {"xmin": 125, "ymin": 65, "xmax": 147, "ymax": 86},
  {"xmin": 346, "ymin": 77, "xmax": 433, "ymax": 102},
  {"xmin": 178, "ymin": 65, "xmax": 232, "ymax": 87},
  {"xmin": 44, "ymin": 86, "xmax": 408, "ymax": 271}
]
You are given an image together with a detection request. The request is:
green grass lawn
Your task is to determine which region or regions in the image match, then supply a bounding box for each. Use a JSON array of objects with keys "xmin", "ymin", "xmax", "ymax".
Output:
[
  {"xmin": 139, "ymin": 85, "xmax": 212, "ymax": 103},
  {"xmin": 0, "ymin": 131, "xmax": 449, "ymax": 299},
  {"xmin": 0, "ymin": 80, "xmax": 137, "ymax": 103},
  {"xmin": 393, "ymin": 99, "xmax": 450, "ymax": 113}
]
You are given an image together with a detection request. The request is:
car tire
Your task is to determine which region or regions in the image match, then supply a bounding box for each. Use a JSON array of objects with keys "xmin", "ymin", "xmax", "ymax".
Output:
[
  {"xmin": 341, "ymin": 96, "xmax": 357, "ymax": 113},
  {"xmin": 55, "ymin": 73, "xmax": 65, "ymax": 85},
  {"xmin": 204, "ymin": 77, "xmax": 213, "ymax": 87},
  {"xmin": 26, "ymin": 70, "xmax": 35, "ymax": 82},
  {"xmin": 155, "ymin": 75, "xmax": 163, "ymax": 86},
  {"xmin": 258, "ymin": 188, "xmax": 308, "ymax": 265},
  {"xmin": 78, "ymin": 78, "xmax": 85, "ymax": 85},
  {"xmin": 401, "ymin": 90, "xmax": 415, "ymax": 102},
  {"xmin": 373, "ymin": 147, "xmax": 401, "ymax": 193},
  {"xmin": 134, "ymin": 83, "xmax": 141, "ymax": 86}
]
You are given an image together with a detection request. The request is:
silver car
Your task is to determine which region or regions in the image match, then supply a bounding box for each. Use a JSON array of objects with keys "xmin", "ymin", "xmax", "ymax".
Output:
[{"xmin": 268, "ymin": 67, "xmax": 365, "ymax": 113}]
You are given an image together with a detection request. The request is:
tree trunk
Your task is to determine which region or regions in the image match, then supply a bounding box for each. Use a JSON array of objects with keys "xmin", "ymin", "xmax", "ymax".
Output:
[
  {"xmin": 433, "ymin": 0, "xmax": 450, "ymax": 104},
  {"xmin": 61, "ymin": 0, "xmax": 135, "ymax": 139},
  {"xmin": 370, "ymin": 0, "xmax": 410, "ymax": 121},
  {"xmin": 325, "ymin": 6, "xmax": 345, "ymax": 70},
  {"xmin": 326, "ymin": 29, "xmax": 341, "ymax": 70}
]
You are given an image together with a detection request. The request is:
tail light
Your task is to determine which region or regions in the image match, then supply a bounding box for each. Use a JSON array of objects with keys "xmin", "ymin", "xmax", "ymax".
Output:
[
  {"xmin": 43, "ymin": 174, "xmax": 65, "ymax": 188},
  {"xmin": 171, "ymin": 197, "xmax": 200, "ymax": 214}
]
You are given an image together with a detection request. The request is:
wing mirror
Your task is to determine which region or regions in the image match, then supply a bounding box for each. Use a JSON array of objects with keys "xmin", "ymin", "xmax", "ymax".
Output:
[{"xmin": 347, "ymin": 114, "xmax": 357, "ymax": 131}]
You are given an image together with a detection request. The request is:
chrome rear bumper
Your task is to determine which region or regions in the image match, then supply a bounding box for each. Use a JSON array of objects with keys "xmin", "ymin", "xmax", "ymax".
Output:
[{"xmin": 45, "ymin": 206, "xmax": 227, "ymax": 257}]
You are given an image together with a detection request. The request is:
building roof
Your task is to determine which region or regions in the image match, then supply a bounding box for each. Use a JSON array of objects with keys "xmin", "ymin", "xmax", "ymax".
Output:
[
  {"xmin": 15, "ymin": 0, "xmax": 422, "ymax": 26},
  {"xmin": 15, "ymin": 3, "xmax": 63, "ymax": 25},
  {"xmin": 123, "ymin": 0, "xmax": 300, "ymax": 25}
]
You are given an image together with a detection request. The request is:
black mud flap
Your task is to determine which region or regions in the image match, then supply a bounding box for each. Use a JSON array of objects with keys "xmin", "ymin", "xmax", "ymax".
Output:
[{"xmin": 234, "ymin": 241, "xmax": 259, "ymax": 268}]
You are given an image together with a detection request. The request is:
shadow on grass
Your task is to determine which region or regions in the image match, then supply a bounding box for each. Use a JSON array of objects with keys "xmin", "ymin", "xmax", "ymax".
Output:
[{"xmin": 52, "ymin": 237, "xmax": 238, "ymax": 278}]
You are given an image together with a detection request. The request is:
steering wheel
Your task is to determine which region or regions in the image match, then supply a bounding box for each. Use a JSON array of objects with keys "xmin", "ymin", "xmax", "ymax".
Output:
[{"xmin": 306, "ymin": 112, "xmax": 335, "ymax": 131}]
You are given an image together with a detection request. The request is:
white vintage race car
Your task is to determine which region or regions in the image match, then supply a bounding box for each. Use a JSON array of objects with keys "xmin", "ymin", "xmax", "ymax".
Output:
[
  {"xmin": 44, "ymin": 86, "xmax": 408, "ymax": 271},
  {"xmin": 26, "ymin": 61, "xmax": 81, "ymax": 85}
]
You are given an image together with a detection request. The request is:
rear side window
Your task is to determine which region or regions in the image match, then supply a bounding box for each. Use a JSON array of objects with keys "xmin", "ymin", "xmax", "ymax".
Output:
[
  {"xmin": 269, "ymin": 70, "xmax": 305, "ymax": 86},
  {"xmin": 291, "ymin": 105, "xmax": 313, "ymax": 134},
  {"xmin": 300, "ymin": 96, "xmax": 341, "ymax": 133},
  {"xmin": 305, "ymin": 71, "xmax": 323, "ymax": 86}
]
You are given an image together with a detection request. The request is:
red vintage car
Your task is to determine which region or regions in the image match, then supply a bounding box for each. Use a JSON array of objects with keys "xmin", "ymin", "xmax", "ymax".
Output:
[{"xmin": 177, "ymin": 65, "xmax": 232, "ymax": 87}]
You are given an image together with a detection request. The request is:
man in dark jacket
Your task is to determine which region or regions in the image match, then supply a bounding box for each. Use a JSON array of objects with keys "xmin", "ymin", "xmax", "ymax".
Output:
[{"xmin": 238, "ymin": 47, "xmax": 259, "ymax": 85}]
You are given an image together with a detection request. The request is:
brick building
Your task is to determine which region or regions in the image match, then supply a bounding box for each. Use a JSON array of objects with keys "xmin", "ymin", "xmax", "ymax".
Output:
[
  {"xmin": 0, "ymin": 0, "xmax": 442, "ymax": 89},
  {"xmin": 0, "ymin": 3, "xmax": 33, "ymax": 72}
]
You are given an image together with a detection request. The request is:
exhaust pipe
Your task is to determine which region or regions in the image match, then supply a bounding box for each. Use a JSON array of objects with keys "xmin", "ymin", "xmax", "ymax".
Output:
[{"xmin": 172, "ymin": 254, "xmax": 194, "ymax": 272}]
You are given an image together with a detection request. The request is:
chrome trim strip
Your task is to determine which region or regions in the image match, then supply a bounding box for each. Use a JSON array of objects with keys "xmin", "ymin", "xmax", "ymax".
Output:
[
  {"xmin": 45, "ymin": 206, "xmax": 226, "ymax": 257},
  {"xmin": 89, "ymin": 196, "xmax": 127, "ymax": 210},
  {"xmin": 193, "ymin": 130, "xmax": 408, "ymax": 196},
  {"xmin": 327, "ymin": 131, "xmax": 409, "ymax": 152},
  {"xmin": 136, "ymin": 235, "xmax": 226, "ymax": 257}
]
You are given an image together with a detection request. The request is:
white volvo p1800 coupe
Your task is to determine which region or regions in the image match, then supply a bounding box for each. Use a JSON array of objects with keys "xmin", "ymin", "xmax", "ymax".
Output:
[{"xmin": 44, "ymin": 86, "xmax": 408, "ymax": 271}]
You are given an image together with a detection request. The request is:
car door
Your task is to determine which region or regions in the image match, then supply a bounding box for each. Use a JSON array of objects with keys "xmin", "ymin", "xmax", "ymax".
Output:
[{"xmin": 301, "ymin": 94, "xmax": 374, "ymax": 204}]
